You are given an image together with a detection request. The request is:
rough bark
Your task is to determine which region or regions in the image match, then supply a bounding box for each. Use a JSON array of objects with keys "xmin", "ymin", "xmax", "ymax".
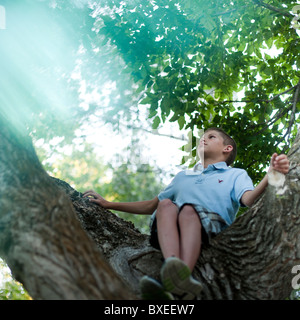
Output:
[
  {"xmin": 0, "ymin": 120, "xmax": 134, "ymax": 300},
  {"xmin": 0, "ymin": 117, "xmax": 299, "ymax": 300}
]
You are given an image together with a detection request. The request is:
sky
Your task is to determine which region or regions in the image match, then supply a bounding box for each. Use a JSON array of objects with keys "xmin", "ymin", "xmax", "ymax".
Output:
[{"xmin": 76, "ymin": 108, "xmax": 191, "ymax": 182}]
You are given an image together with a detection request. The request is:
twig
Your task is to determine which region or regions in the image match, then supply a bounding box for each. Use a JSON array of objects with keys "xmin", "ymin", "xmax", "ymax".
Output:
[
  {"xmin": 265, "ymin": 86, "xmax": 297, "ymax": 103},
  {"xmin": 219, "ymin": 85, "xmax": 297, "ymax": 105},
  {"xmin": 252, "ymin": 0, "xmax": 293, "ymax": 18},
  {"xmin": 126, "ymin": 124, "xmax": 188, "ymax": 141},
  {"xmin": 212, "ymin": 6, "xmax": 248, "ymax": 17}
]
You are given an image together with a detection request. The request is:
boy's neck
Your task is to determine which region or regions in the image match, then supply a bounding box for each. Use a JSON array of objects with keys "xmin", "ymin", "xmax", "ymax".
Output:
[{"xmin": 201, "ymin": 157, "xmax": 226, "ymax": 168}]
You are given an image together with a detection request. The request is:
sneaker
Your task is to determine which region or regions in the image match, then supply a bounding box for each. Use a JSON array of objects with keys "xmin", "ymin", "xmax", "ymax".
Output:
[
  {"xmin": 160, "ymin": 257, "xmax": 202, "ymax": 300},
  {"xmin": 139, "ymin": 275, "xmax": 174, "ymax": 300}
]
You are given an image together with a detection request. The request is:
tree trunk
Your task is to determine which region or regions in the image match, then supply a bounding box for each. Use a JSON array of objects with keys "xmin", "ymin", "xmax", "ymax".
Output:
[
  {"xmin": 0, "ymin": 120, "xmax": 133, "ymax": 300},
  {"xmin": 0, "ymin": 118, "xmax": 299, "ymax": 300}
]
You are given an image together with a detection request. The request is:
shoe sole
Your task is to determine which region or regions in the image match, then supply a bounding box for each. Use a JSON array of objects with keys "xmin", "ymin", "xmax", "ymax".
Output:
[
  {"xmin": 140, "ymin": 276, "xmax": 174, "ymax": 300},
  {"xmin": 161, "ymin": 257, "xmax": 202, "ymax": 300}
]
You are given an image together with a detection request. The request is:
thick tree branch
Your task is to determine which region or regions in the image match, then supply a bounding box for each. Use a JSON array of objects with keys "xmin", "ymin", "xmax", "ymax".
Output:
[{"xmin": 0, "ymin": 120, "xmax": 135, "ymax": 300}]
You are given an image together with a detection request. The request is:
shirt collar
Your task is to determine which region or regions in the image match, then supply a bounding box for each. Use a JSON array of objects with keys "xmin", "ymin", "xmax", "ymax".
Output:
[
  {"xmin": 211, "ymin": 162, "xmax": 229, "ymax": 170},
  {"xmin": 193, "ymin": 161, "xmax": 228, "ymax": 172}
]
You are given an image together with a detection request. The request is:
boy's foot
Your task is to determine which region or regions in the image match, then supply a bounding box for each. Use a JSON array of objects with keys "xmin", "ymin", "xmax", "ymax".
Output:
[
  {"xmin": 160, "ymin": 257, "xmax": 202, "ymax": 300},
  {"xmin": 140, "ymin": 275, "xmax": 174, "ymax": 300}
]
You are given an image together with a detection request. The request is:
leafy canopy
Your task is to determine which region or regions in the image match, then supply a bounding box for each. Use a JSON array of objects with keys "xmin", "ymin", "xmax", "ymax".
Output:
[
  {"xmin": 88, "ymin": 0, "xmax": 300, "ymax": 182},
  {"xmin": 1, "ymin": 0, "xmax": 299, "ymax": 184}
]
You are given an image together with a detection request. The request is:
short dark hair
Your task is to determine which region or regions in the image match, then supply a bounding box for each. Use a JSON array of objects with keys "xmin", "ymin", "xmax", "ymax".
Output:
[{"xmin": 205, "ymin": 127, "xmax": 237, "ymax": 166}]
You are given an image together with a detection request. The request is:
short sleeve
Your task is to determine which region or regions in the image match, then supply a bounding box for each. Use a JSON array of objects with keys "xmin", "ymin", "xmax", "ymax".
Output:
[
  {"xmin": 232, "ymin": 170, "xmax": 254, "ymax": 207},
  {"xmin": 157, "ymin": 174, "xmax": 179, "ymax": 202}
]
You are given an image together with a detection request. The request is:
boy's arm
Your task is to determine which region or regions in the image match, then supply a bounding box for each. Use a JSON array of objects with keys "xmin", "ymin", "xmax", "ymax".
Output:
[
  {"xmin": 82, "ymin": 190, "xmax": 159, "ymax": 215},
  {"xmin": 241, "ymin": 153, "xmax": 289, "ymax": 207}
]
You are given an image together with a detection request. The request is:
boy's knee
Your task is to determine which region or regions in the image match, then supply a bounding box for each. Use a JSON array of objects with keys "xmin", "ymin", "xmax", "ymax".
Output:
[
  {"xmin": 179, "ymin": 205, "xmax": 200, "ymax": 222},
  {"xmin": 156, "ymin": 199, "xmax": 177, "ymax": 219},
  {"xmin": 157, "ymin": 198, "xmax": 175, "ymax": 210}
]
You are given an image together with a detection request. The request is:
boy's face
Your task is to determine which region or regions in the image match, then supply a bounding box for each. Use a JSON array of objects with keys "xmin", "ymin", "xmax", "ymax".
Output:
[{"xmin": 198, "ymin": 130, "xmax": 230, "ymax": 161}]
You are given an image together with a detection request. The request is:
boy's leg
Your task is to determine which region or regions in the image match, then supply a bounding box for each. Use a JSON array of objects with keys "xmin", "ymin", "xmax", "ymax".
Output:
[
  {"xmin": 160, "ymin": 206, "xmax": 203, "ymax": 300},
  {"xmin": 141, "ymin": 199, "xmax": 178, "ymax": 301},
  {"xmin": 156, "ymin": 199, "xmax": 180, "ymax": 259},
  {"xmin": 155, "ymin": 202, "xmax": 203, "ymax": 299},
  {"xmin": 178, "ymin": 205, "xmax": 202, "ymax": 271}
]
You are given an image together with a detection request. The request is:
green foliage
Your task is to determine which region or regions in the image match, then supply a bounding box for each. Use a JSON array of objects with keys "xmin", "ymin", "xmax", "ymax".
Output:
[
  {"xmin": 0, "ymin": 281, "xmax": 31, "ymax": 300},
  {"xmin": 37, "ymin": 142, "xmax": 110, "ymax": 191},
  {"xmin": 87, "ymin": 0, "xmax": 300, "ymax": 183},
  {"xmin": 2, "ymin": 0, "xmax": 299, "ymax": 184},
  {"xmin": 106, "ymin": 158, "xmax": 164, "ymax": 233},
  {"xmin": 0, "ymin": 259, "xmax": 31, "ymax": 300}
]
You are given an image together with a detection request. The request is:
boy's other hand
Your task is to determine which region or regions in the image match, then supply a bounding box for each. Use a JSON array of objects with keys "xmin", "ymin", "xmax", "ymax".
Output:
[
  {"xmin": 83, "ymin": 190, "xmax": 110, "ymax": 208},
  {"xmin": 269, "ymin": 153, "xmax": 290, "ymax": 175}
]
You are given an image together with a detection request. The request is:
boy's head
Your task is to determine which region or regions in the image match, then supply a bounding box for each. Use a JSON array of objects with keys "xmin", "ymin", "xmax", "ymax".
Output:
[{"xmin": 199, "ymin": 127, "xmax": 237, "ymax": 166}]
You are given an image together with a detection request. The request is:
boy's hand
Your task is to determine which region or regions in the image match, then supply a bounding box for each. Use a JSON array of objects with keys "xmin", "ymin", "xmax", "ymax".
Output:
[
  {"xmin": 83, "ymin": 190, "xmax": 110, "ymax": 208},
  {"xmin": 269, "ymin": 153, "xmax": 290, "ymax": 175}
]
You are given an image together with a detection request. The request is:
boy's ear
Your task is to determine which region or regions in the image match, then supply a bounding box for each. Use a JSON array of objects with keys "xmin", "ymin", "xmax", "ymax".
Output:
[{"xmin": 223, "ymin": 145, "xmax": 233, "ymax": 154}]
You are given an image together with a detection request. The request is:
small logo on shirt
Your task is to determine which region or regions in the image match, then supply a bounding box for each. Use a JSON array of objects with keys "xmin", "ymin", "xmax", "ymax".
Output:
[{"xmin": 218, "ymin": 179, "xmax": 224, "ymax": 183}]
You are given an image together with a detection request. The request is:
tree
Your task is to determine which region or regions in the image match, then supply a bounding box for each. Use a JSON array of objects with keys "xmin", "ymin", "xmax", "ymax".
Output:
[
  {"xmin": 0, "ymin": 0, "xmax": 300, "ymax": 300},
  {"xmin": 0, "ymin": 110, "xmax": 299, "ymax": 300}
]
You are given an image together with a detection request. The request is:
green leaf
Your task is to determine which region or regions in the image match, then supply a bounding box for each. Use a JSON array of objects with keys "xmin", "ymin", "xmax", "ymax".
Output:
[
  {"xmin": 178, "ymin": 115, "xmax": 185, "ymax": 130},
  {"xmin": 152, "ymin": 115, "xmax": 161, "ymax": 129},
  {"xmin": 139, "ymin": 96, "xmax": 152, "ymax": 105}
]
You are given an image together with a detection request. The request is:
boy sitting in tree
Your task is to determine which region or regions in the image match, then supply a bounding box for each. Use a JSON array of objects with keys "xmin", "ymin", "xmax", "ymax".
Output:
[{"xmin": 83, "ymin": 127, "xmax": 290, "ymax": 300}]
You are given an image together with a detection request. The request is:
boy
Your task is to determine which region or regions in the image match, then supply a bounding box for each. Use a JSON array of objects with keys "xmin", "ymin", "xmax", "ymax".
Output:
[{"xmin": 83, "ymin": 128, "xmax": 290, "ymax": 300}]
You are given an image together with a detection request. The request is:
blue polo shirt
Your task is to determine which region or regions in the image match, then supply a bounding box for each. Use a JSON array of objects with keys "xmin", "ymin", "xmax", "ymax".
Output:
[{"xmin": 156, "ymin": 162, "xmax": 254, "ymax": 225}]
